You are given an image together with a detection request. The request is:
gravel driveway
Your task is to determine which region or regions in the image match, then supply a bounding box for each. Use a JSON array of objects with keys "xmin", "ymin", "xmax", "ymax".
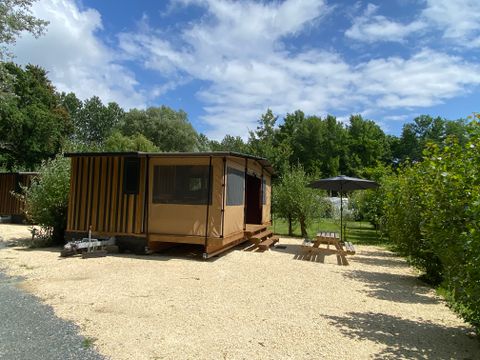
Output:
[
  {"xmin": 1, "ymin": 224, "xmax": 479, "ymax": 359},
  {"xmin": 0, "ymin": 270, "xmax": 105, "ymax": 360}
]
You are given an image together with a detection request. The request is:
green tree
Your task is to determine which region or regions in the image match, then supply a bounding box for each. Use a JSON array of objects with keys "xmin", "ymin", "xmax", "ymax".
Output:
[
  {"xmin": 104, "ymin": 131, "xmax": 159, "ymax": 152},
  {"xmin": 392, "ymin": 115, "xmax": 468, "ymax": 162},
  {"xmin": 248, "ymin": 109, "xmax": 292, "ymax": 174},
  {"xmin": 210, "ymin": 134, "xmax": 248, "ymax": 153},
  {"xmin": 0, "ymin": 0, "xmax": 48, "ymax": 59},
  {"xmin": 273, "ymin": 165, "xmax": 325, "ymax": 238},
  {"xmin": 121, "ymin": 106, "xmax": 200, "ymax": 152},
  {"xmin": 346, "ymin": 115, "xmax": 390, "ymax": 174},
  {"xmin": 196, "ymin": 133, "xmax": 212, "ymax": 152},
  {"xmin": 350, "ymin": 163, "xmax": 391, "ymax": 227},
  {"xmin": 71, "ymin": 96, "xmax": 124, "ymax": 145},
  {"xmin": 0, "ymin": 0, "xmax": 48, "ymax": 100},
  {"xmin": 23, "ymin": 155, "xmax": 70, "ymax": 245},
  {"xmin": 0, "ymin": 63, "xmax": 72, "ymax": 170}
]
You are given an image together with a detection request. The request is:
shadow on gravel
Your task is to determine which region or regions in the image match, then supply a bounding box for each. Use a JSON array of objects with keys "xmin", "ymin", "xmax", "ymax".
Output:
[
  {"xmin": 350, "ymin": 255, "xmax": 410, "ymax": 269},
  {"xmin": 325, "ymin": 312, "xmax": 479, "ymax": 360},
  {"xmin": 343, "ymin": 270, "xmax": 438, "ymax": 304}
]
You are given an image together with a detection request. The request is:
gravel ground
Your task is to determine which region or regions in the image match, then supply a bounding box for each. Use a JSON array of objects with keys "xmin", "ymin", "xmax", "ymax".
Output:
[
  {"xmin": 0, "ymin": 270, "xmax": 105, "ymax": 360},
  {"xmin": 0, "ymin": 224, "xmax": 479, "ymax": 360}
]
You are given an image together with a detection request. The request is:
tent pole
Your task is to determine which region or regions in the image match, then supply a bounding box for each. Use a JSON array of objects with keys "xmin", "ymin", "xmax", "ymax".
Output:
[{"xmin": 204, "ymin": 156, "xmax": 213, "ymax": 251}]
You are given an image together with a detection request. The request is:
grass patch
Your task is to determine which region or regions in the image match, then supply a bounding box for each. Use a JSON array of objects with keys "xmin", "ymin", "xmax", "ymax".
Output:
[
  {"xmin": 271, "ymin": 218, "xmax": 389, "ymax": 246},
  {"xmin": 82, "ymin": 337, "xmax": 96, "ymax": 349}
]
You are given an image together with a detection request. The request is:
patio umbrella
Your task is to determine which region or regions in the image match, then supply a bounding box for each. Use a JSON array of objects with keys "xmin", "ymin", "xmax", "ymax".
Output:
[{"xmin": 309, "ymin": 175, "xmax": 379, "ymax": 241}]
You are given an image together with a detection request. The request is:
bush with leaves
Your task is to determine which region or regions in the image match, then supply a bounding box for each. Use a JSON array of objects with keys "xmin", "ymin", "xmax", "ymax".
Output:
[
  {"xmin": 350, "ymin": 164, "xmax": 391, "ymax": 227},
  {"xmin": 382, "ymin": 165, "xmax": 443, "ymax": 284},
  {"xmin": 418, "ymin": 118, "xmax": 480, "ymax": 330},
  {"xmin": 24, "ymin": 155, "xmax": 70, "ymax": 245},
  {"xmin": 380, "ymin": 115, "xmax": 480, "ymax": 332}
]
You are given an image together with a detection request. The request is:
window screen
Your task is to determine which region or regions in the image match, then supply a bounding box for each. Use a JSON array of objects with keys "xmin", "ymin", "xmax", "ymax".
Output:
[
  {"xmin": 226, "ymin": 167, "xmax": 244, "ymax": 206},
  {"xmin": 123, "ymin": 157, "xmax": 140, "ymax": 194},
  {"xmin": 262, "ymin": 178, "xmax": 267, "ymax": 205},
  {"xmin": 152, "ymin": 165, "xmax": 212, "ymax": 205}
]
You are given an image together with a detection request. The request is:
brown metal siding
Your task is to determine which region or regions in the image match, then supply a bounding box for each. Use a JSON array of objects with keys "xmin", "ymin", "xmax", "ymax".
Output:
[
  {"xmin": 0, "ymin": 173, "xmax": 35, "ymax": 216},
  {"xmin": 66, "ymin": 156, "xmax": 146, "ymax": 235}
]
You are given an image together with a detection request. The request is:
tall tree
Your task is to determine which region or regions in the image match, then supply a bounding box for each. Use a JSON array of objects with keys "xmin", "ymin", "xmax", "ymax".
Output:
[
  {"xmin": 346, "ymin": 115, "xmax": 390, "ymax": 174},
  {"xmin": 0, "ymin": 0, "xmax": 48, "ymax": 59},
  {"xmin": 0, "ymin": 63, "xmax": 71, "ymax": 170},
  {"xmin": 1, "ymin": 0, "xmax": 48, "ymax": 100},
  {"xmin": 70, "ymin": 96, "xmax": 124, "ymax": 145},
  {"xmin": 248, "ymin": 109, "xmax": 291, "ymax": 173},
  {"xmin": 273, "ymin": 165, "xmax": 325, "ymax": 238},
  {"xmin": 210, "ymin": 134, "xmax": 248, "ymax": 153},
  {"xmin": 393, "ymin": 115, "xmax": 468, "ymax": 162},
  {"xmin": 121, "ymin": 106, "xmax": 200, "ymax": 152}
]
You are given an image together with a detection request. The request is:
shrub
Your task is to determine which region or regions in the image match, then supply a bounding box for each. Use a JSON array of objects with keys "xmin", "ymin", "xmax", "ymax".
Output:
[
  {"xmin": 380, "ymin": 115, "xmax": 480, "ymax": 332},
  {"xmin": 273, "ymin": 165, "xmax": 327, "ymax": 238},
  {"xmin": 382, "ymin": 166, "xmax": 443, "ymax": 284},
  {"xmin": 24, "ymin": 155, "xmax": 70, "ymax": 245}
]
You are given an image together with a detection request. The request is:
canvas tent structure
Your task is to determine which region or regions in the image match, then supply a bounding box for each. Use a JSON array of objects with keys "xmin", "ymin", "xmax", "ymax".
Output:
[
  {"xmin": 64, "ymin": 152, "xmax": 273, "ymax": 258},
  {"xmin": 0, "ymin": 172, "xmax": 37, "ymax": 222}
]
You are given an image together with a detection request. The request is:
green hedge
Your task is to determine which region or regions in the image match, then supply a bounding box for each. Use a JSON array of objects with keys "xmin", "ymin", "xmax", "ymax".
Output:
[{"xmin": 380, "ymin": 117, "xmax": 480, "ymax": 332}]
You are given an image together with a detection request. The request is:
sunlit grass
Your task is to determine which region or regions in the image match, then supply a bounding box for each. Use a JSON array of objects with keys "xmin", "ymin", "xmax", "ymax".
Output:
[{"xmin": 271, "ymin": 217, "xmax": 388, "ymax": 246}]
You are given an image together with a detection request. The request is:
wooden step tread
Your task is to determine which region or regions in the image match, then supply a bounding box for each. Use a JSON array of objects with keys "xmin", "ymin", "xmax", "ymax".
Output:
[
  {"xmin": 250, "ymin": 229, "xmax": 273, "ymax": 241},
  {"xmin": 245, "ymin": 225, "xmax": 268, "ymax": 237},
  {"xmin": 258, "ymin": 236, "xmax": 279, "ymax": 251}
]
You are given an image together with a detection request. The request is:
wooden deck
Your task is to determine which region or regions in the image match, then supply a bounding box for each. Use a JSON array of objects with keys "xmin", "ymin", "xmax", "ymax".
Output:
[{"xmin": 245, "ymin": 224, "xmax": 268, "ymax": 237}]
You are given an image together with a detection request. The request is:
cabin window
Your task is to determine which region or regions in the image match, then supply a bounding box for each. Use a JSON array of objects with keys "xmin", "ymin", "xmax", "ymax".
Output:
[
  {"xmin": 262, "ymin": 178, "xmax": 267, "ymax": 205},
  {"xmin": 123, "ymin": 157, "xmax": 140, "ymax": 194},
  {"xmin": 152, "ymin": 165, "xmax": 212, "ymax": 205},
  {"xmin": 226, "ymin": 167, "xmax": 244, "ymax": 206}
]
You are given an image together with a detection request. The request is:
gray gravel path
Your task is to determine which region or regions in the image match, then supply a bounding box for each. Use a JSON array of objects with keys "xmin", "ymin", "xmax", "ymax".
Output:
[{"xmin": 0, "ymin": 270, "xmax": 106, "ymax": 360}]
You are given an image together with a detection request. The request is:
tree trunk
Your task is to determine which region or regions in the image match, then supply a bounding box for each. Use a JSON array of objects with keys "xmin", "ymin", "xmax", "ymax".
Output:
[{"xmin": 299, "ymin": 218, "xmax": 308, "ymax": 239}]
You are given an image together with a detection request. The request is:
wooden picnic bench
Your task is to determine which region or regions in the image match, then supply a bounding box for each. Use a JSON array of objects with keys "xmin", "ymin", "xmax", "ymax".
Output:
[{"xmin": 301, "ymin": 232, "xmax": 355, "ymax": 265}]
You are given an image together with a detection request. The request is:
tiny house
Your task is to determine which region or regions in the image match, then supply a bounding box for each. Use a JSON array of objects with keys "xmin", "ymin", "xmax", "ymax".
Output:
[
  {"xmin": 0, "ymin": 172, "xmax": 37, "ymax": 222},
  {"xmin": 64, "ymin": 152, "xmax": 273, "ymax": 258}
]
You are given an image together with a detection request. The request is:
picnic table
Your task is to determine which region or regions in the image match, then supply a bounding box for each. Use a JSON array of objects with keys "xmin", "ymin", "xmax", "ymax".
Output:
[{"xmin": 301, "ymin": 232, "xmax": 355, "ymax": 266}]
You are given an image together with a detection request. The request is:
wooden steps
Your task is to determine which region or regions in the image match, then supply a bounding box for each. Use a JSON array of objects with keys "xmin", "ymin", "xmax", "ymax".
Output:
[
  {"xmin": 258, "ymin": 236, "xmax": 279, "ymax": 251},
  {"xmin": 244, "ymin": 224, "xmax": 278, "ymax": 252}
]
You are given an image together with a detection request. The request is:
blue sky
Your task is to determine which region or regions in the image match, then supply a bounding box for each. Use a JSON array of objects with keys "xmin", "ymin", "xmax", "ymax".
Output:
[{"xmin": 12, "ymin": 0, "xmax": 480, "ymax": 139}]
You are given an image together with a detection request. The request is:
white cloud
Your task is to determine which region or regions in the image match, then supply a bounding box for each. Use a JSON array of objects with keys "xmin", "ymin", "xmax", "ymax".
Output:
[
  {"xmin": 345, "ymin": 3, "xmax": 425, "ymax": 43},
  {"xmin": 422, "ymin": 0, "xmax": 480, "ymax": 48},
  {"xmin": 356, "ymin": 49, "xmax": 480, "ymax": 108},
  {"xmin": 10, "ymin": 0, "xmax": 480, "ymax": 140},
  {"xmin": 119, "ymin": 0, "xmax": 480, "ymax": 139},
  {"xmin": 12, "ymin": 0, "xmax": 147, "ymax": 109},
  {"xmin": 345, "ymin": 1, "xmax": 480, "ymax": 48}
]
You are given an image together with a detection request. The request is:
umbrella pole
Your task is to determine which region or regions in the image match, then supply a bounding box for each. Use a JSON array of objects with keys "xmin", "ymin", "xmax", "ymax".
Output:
[{"xmin": 340, "ymin": 189, "xmax": 343, "ymax": 242}]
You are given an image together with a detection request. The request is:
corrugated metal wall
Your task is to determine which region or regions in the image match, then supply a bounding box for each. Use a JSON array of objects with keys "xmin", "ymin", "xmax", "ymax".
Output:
[
  {"xmin": 66, "ymin": 156, "xmax": 147, "ymax": 235},
  {"xmin": 0, "ymin": 173, "xmax": 34, "ymax": 216}
]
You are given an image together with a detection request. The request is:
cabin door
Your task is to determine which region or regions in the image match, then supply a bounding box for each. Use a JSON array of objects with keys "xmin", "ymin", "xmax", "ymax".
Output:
[{"xmin": 245, "ymin": 174, "xmax": 262, "ymax": 224}]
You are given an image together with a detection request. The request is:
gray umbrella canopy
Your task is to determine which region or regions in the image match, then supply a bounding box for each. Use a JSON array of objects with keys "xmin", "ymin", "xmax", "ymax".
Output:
[
  {"xmin": 310, "ymin": 175, "xmax": 379, "ymax": 192},
  {"xmin": 310, "ymin": 175, "xmax": 379, "ymax": 241}
]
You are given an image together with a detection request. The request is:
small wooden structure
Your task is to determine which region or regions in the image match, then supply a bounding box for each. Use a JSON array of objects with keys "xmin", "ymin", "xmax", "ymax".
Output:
[
  {"xmin": 0, "ymin": 172, "xmax": 37, "ymax": 222},
  {"xmin": 64, "ymin": 152, "xmax": 274, "ymax": 258},
  {"xmin": 301, "ymin": 232, "xmax": 356, "ymax": 265}
]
